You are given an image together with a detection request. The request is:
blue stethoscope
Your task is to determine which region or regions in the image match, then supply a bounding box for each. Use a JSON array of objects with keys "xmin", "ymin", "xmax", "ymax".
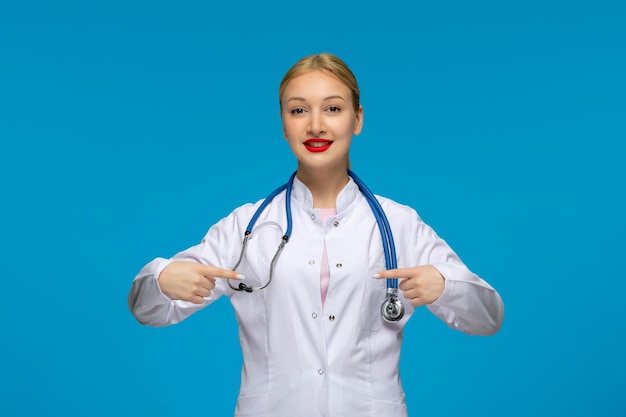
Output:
[{"xmin": 227, "ymin": 170, "xmax": 405, "ymax": 322}]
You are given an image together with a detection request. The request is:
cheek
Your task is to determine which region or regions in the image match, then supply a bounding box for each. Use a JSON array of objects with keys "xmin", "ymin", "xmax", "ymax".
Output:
[
  {"xmin": 282, "ymin": 118, "xmax": 306, "ymax": 140},
  {"xmin": 281, "ymin": 118, "xmax": 293, "ymax": 139},
  {"xmin": 282, "ymin": 127, "xmax": 301, "ymax": 148},
  {"xmin": 283, "ymin": 126, "xmax": 295, "ymax": 141},
  {"xmin": 332, "ymin": 118, "xmax": 357, "ymax": 136}
]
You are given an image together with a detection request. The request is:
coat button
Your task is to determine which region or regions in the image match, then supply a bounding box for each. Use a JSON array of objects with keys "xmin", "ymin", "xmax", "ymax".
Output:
[
  {"xmin": 318, "ymin": 369, "xmax": 324, "ymax": 375},
  {"xmin": 309, "ymin": 260, "xmax": 315, "ymax": 265},
  {"xmin": 333, "ymin": 220, "xmax": 339, "ymax": 227},
  {"xmin": 311, "ymin": 214, "xmax": 316, "ymax": 220},
  {"xmin": 312, "ymin": 312, "xmax": 318, "ymax": 319},
  {"xmin": 329, "ymin": 315, "xmax": 335, "ymax": 321},
  {"xmin": 336, "ymin": 263, "xmax": 342, "ymax": 268}
]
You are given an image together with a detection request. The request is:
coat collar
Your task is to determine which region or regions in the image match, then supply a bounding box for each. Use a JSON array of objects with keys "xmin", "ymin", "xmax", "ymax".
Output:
[{"xmin": 291, "ymin": 175, "xmax": 361, "ymax": 213}]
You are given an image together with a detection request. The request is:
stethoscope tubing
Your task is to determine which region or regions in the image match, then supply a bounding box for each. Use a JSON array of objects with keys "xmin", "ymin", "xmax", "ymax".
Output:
[
  {"xmin": 347, "ymin": 170, "xmax": 399, "ymax": 290},
  {"xmin": 229, "ymin": 170, "xmax": 404, "ymax": 321},
  {"xmin": 244, "ymin": 171, "xmax": 297, "ymax": 239}
]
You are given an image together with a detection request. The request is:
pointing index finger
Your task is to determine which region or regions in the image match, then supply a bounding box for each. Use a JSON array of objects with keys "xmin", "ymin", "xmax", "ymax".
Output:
[
  {"xmin": 200, "ymin": 265, "xmax": 246, "ymax": 280},
  {"xmin": 372, "ymin": 268, "xmax": 412, "ymax": 280},
  {"xmin": 216, "ymin": 270, "xmax": 246, "ymax": 280},
  {"xmin": 222, "ymin": 273, "xmax": 246, "ymax": 280}
]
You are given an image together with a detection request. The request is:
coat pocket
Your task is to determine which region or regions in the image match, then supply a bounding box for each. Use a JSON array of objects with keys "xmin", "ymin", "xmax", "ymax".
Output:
[
  {"xmin": 373, "ymin": 398, "xmax": 407, "ymax": 417},
  {"xmin": 235, "ymin": 394, "xmax": 267, "ymax": 417},
  {"xmin": 360, "ymin": 277, "xmax": 386, "ymax": 331}
]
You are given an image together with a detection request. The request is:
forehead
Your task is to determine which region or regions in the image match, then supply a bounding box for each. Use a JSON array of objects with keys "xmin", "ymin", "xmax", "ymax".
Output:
[{"xmin": 282, "ymin": 70, "xmax": 350, "ymax": 99}]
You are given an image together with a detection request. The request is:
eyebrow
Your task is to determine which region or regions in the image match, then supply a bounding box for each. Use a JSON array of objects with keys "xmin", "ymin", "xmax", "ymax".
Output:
[{"xmin": 286, "ymin": 95, "xmax": 346, "ymax": 103}]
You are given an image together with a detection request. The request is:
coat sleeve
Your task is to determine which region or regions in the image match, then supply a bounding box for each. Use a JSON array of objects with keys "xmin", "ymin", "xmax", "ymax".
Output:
[
  {"xmin": 409, "ymin": 210, "xmax": 504, "ymax": 336},
  {"xmin": 128, "ymin": 205, "xmax": 253, "ymax": 327}
]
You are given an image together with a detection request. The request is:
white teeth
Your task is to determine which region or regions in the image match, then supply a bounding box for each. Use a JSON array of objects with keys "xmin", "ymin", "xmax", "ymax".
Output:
[{"xmin": 307, "ymin": 142, "xmax": 330, "ymax": 147}]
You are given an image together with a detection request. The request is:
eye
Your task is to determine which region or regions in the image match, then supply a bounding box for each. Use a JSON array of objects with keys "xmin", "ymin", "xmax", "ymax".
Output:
[
  {"xmin": 290, "ymin": 107, "xmax": 305, "ymax": 115},
  {"xmin": 326, "ymin": 105, "xmax": 341, "ymax": 113}
]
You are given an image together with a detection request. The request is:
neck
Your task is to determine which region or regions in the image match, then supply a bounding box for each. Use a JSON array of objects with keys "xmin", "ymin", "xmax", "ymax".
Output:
[{"xmin": 296, "ymin": 164, "xmax": 350, "ymax": 208}]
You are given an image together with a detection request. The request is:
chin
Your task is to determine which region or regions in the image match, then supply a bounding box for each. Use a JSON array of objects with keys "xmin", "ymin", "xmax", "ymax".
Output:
[{"xmin": 297, "ymin": 157, "xmax": 349, "ymax": 172}]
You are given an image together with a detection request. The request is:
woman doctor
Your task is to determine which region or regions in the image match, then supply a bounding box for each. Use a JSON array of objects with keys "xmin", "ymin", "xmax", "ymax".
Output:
[{"xmin": 129, "ymin": 52, "xmax": 504, "ymax": 417}]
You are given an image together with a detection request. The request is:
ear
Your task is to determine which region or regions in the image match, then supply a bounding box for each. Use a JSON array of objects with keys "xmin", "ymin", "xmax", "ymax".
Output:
[
  {"xmin": 282, "ymin": 125, "xmax": 289, "ymax": 141},
  {"xmin": 353, "ymin": 105, "xmax": 364, "ymax": 135},
  {"xmin": 280, "ymin": 111, "xmax": 288, "ymax": 140}
]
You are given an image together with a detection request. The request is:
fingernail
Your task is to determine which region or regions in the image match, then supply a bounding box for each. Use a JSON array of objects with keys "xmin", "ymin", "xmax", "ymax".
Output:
[
  {"xmin": 371, "ymin": 273, "xmax": 381, "ymax": 279},
  {"xmin": 236, "ymin": 274, "xmax": 246, "ymax": 280}
]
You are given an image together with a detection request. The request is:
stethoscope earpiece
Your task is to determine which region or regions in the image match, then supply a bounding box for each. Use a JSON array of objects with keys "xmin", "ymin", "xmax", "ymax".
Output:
[{"xmin": 239, "ymin": 283, "xmax": 253, "ymax": 293}]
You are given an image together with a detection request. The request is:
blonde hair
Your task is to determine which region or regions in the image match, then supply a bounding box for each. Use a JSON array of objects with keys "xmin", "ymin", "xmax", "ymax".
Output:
[{"xmin": 279, "ymin": 53, "xmax": 360, "ymax": 112}]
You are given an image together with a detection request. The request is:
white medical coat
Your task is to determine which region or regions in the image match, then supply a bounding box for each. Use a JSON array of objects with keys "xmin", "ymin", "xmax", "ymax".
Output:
[{"xmin": 129, "ymin": 176, "xmax": 504, "ymax": 417}]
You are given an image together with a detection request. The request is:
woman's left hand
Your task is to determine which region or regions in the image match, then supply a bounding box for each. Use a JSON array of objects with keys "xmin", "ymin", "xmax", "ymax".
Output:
[{"xmin": 374, "ymin": 266, "xmax": 445, "ymax": 307}]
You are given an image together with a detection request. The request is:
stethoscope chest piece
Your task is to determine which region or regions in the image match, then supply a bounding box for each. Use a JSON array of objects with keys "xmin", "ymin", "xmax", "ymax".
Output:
[{"xmin": 381, "ymin": 293, "xmax": 405, "ymax": 323}]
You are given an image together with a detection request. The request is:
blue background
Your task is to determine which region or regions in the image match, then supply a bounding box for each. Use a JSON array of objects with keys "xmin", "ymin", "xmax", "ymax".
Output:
[{"xmin": 1, "ymin": 1, "xmax": 624, "ymax": 416}]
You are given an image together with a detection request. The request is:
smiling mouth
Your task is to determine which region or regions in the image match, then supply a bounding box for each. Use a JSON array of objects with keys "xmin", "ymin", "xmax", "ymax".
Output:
[{"xmin": 304, "ymin": 139, "xmax": 333, "ymax": 153}]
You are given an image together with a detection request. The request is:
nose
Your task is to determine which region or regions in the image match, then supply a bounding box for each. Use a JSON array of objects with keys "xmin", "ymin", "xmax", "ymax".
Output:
[{"xmin": 307, "ymin": 110, "xmax": 326, "ymax": 137}]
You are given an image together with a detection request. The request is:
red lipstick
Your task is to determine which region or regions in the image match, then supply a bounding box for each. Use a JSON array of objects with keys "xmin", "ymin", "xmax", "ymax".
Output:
[{"xmin": 304, "ymin": 139, "xmax": 333, "ymax": 153}]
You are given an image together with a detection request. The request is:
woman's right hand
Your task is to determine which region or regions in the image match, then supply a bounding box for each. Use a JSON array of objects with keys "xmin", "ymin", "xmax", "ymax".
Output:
[{"xmin": 157, "ymin": 261, "xmax": 245, "ymax": 304}]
